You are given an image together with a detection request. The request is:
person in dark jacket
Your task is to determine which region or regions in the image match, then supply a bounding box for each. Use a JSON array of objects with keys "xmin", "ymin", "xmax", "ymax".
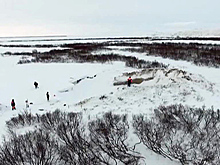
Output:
[
  {"xmin": 127, "ymin": 76, "xmax": 132, "ymax": 87},
  {"xmin": 34, "ymin": 81, "xmax": 38, "ymax": 89},
  {"xmin": 25, "ymin": 99, "xmax": 29, "ymax": 108},
  {"xmin": 46, "ymin": 92, "xmax": 50, "ymax": 101},
  {"xmin": 11, "ymin": 99, "xmax": 16, "ymax": 110}
]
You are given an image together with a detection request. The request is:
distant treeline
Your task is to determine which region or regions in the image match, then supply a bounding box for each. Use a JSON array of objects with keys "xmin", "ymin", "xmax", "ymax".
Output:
[
  {"xmin": 15, "ymin": 48, "xmax": 167, "ymax": 69},
  {"xmin": 2, "ymin": 36, "xmax": 220, "ymax": 43},
  {"xmin": 124, "ymin": 42, "xmax": 220, "ymax": 67},
  {"xmin": 2, "ymin": 36, "xmax": 220, "ymax": 48},
  {"xmin": 62, "ymin": 42, "xmax": 220, "ymax": 68},
  {"xmin": 0, "ymin": 44, "xmax": 57, "ymax": 48},
  {"xmin": 3, "ymin": 41, "xmax": 220, "ymax": 68},
  {"xmin": 152, "ymin": 37, "xmax": 220, "ymax": 41}
]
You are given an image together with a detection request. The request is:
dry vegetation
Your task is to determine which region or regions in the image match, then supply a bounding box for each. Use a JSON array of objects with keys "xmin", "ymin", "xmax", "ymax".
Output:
[
  {"xmin": 3, "ymin": 38, "xmax": 220, "ymax": 68},
  {"xmin": 1, "ymin": 104, "xmax": 220, "ymax": 165},
  {"xmin": 133, "ymin": 105, "xmax": 220, "ymax": 164}
]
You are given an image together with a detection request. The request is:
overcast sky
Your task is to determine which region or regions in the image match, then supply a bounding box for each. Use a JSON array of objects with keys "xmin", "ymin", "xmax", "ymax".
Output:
[{"xmin": 0, "ymin": 0, "xmax": 219, "ymax": 37}]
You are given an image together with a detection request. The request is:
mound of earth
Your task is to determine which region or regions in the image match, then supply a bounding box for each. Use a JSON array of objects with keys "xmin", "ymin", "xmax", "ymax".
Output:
[
  {"xmin": 73, "ymin": 68, "xmax": 219, "ymax": 117},
  {"xmin": 114, "ymin": 68, "xmax": 197, "ymax": 86}
]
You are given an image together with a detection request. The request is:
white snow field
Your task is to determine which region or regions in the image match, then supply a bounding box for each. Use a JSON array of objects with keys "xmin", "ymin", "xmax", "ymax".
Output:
[{"xmin": 0, "ymin": 38, "xmax": 220, "ymax": 164}]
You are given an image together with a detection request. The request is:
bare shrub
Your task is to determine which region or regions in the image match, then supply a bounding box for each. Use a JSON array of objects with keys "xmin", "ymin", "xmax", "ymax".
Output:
[
  {"xmin": 0, "ymin": 130, "xmax": 59, "ymax": 165},
  {"xmin": 89, "ymin": 112, "xmax": 142, "ymax": 164},
  {"xmin": 40, "ymin": 109, "xmax": 67, "ymax": 131},
  {"xmin": 6, "ymin": 110, "xmax": 39, "ymax": 130},
  {"xmin": 56, "ymin": 111, "xmax": 110, "ymax": 164},
  {"xmin": 133, "ymin": 104, "xmax": 220, "ymax": 164}
]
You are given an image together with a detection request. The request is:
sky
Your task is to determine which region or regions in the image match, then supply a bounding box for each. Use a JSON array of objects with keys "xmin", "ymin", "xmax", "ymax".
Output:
[{"xmin": 0, "ymin": 0, "xmax": 219, "ymax": 37}]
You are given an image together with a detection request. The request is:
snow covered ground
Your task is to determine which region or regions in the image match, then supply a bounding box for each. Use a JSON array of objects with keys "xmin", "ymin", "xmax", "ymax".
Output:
[{"xmin": 0, "ymin": 39, "xmax": 220, "ymax": 164}]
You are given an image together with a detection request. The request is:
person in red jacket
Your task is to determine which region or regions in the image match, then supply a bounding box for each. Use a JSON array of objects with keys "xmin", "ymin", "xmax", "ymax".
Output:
[
  {"xmin": 11, "ymin": 99, "xmax": 16, "ymax": 110},
  {"xmin": 127, "ymin": 76, "xmax": 132, "ymax": 87}
]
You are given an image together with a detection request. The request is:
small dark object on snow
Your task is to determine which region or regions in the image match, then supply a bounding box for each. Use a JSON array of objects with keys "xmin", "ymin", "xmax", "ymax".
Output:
[
  {"xmin": 34, "ymin": 81, "xmax": 39, "ymax": 88},
  {"xmin": 76, "ymin": 79, "xmax": 82, "ymax": 83},
  {"xmin": 99, "ymin": 95, "xmax": 107, "ymax": 100}
]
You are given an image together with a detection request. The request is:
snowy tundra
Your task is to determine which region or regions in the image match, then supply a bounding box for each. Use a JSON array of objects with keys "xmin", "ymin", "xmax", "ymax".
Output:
[{"xmin": 0, "ymin": 37, "xmax": 220, "ymax": 164}]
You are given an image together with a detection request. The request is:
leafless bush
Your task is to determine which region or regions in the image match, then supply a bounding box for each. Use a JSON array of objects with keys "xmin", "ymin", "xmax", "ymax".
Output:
[
  {"xmin": 40, "ymin": 109, "xmax": 68, "ymax": 131},
  {"xmin": 1, "ymin": 110, "xmax": 95, "ymax": 165},
  {"xmin": 133, "ymin": 104, "xmax": 220, "ymax": 164},
  {"xmin": 0, "ymin": 130, "xmax": 59, "ymax": 165},
  {"xmin": 7, "ymin": 107, "xmax": 220, "ymax": 164},
  {"xmin": 6, "ymin": 110, "xmax": 39, "ymax": 130},
  {"xmin": 55, "ymin": 111, "xmax": 142, "ymax": 165},
  {"xmin": 89, "ymin": 112, "xmax": 142, "ymax": 164},
  {"xmin": 55, "ymin": 112, "xmax": 99, "ymax": 164}
]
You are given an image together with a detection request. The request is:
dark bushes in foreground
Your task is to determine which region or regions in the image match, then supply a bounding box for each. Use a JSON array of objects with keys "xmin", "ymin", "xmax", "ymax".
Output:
[
  {"xmin": 2, "ymin": 110, "xmax": 141, "ymax": 165},
  {"xmin": 0, "ymin": 130, "xmax": 59, "ymax": 165},
  {"xmin": 133, "ymin": 105, "xmax": 220, "ymax": 164},
  {"xmin": 1, "ymin": 105, "xmax": 220, "ymax": 164},
  {"xmin": 88, "ymin": 112, "xmax": 142, "ymax": 164}
]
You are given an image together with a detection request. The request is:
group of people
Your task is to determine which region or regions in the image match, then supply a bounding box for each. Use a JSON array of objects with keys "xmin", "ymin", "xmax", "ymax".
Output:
[
  {"xmin": 10, "ymin": 81, "xmax": 50, "ymax": 110},
  {"xmin": 10, "ymin": 78, "xmax": 132, "ymax": 110},
  {"xmin": 34, "ymin": 81, "xmax": 50, "ymax": 101}
]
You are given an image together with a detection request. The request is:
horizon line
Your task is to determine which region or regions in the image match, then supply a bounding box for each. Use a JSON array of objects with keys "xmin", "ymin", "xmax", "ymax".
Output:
[{"xmin": 0, "ymin": 35, "xmax": 68, "ymax": 39}]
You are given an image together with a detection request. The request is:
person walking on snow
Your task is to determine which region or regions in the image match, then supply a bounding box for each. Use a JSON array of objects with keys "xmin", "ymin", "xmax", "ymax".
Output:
[
  {"xmin": 46, "ymin": 92, "xmax": 50, "ymax": 101},
  {"xmin": 11, "ymin": 99, "xmax": 16, "ymax": 110},
  {"xmin": 34, "ymin": 81, "xmax": 38, "ymax": 89},
  {"xmin": 127, "ymin": 76, "xmax": 132, "ymax": 87},
  {"xmin": 25, "ymin": 99, "xmax": 29, "ymax": 108}
]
